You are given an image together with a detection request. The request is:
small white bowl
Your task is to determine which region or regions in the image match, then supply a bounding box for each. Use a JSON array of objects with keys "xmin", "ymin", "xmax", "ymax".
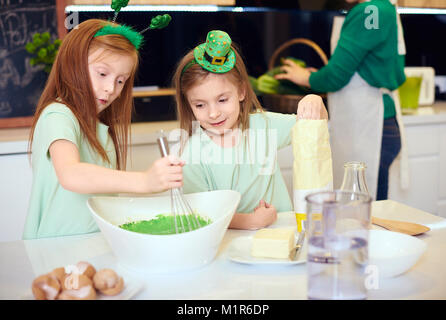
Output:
[
  {"xmin": 87, "ymin": 190, "xmax": 240, "ymax": 274},
  {"xmin": 369, "ymin": 229, "xmax": 427, "ymax": 278}
]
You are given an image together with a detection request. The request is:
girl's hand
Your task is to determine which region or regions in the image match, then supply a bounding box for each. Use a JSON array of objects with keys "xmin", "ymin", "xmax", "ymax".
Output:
[
  {"xmin": 274, "ymin": 58, "xmax": 311, "ymax": 87},
  {"xmin": 144, "ymin": 155, "xmax": 185, "ymax": 193},
  {"xmin": 248, "ymin": 200, "xmax": 278, "ymax": 230},
  {"xmin": 297, "ymin": 94, "xmax": 328, "ymax": 120}
]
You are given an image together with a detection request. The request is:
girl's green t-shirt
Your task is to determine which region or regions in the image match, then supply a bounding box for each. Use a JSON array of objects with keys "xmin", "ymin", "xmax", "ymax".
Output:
[
  {"xmin": 22, "ymin": 103, "xmax": 116, "ymax": 239},
  {"xmin": 180, "ymin": 111, "xmax": 297, "ymax": 214}
]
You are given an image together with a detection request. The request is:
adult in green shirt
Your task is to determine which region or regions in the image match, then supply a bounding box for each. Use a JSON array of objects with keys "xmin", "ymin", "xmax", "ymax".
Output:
[{"xmin": 276, "ymin": 0, "xmax": 407, "ymax": 200}]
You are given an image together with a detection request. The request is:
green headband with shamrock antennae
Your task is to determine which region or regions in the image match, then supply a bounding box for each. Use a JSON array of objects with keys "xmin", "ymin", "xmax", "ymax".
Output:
[
  {"xmin": 94, "ymin": 24, "xmax": 144, "ymax": 49},
  {"xmin": 93, "ymin": 0, "xmax": 172, "ymax": 50}
]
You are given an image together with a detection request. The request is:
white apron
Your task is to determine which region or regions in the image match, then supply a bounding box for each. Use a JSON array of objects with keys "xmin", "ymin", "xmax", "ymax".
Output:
[{"xmin": 327, "ymin": 5, "xmax": 409, "ymax": 200}]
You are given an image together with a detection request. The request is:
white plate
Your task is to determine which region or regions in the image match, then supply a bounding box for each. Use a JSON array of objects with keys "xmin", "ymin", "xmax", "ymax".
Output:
[
  {"xmin": 21, "ymin": 255, "xmax": 143, "ymax": 300},
  {"xmin": 227, "ymin": 235, "xmax": 307, "ymax": 265}
]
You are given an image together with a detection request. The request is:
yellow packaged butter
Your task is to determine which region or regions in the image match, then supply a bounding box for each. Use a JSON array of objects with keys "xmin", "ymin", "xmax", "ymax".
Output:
[{"xmin": 251, "ymin": 228, "xmax": 295, "ymax": 259}]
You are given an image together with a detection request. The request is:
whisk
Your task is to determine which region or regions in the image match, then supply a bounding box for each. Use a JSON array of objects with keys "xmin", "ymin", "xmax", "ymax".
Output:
[{"xmin": 157, "ymin": 131, "xmax": 202, "ymax": 234}]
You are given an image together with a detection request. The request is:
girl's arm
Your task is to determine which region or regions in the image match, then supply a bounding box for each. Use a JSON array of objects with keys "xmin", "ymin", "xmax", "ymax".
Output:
[
  {"xmin": 50, "ymin": 139, "xmax": 184, "ymax": 194},
  {"xmin": 229, "ymin": 200, "xmax": 277, "ymax": 230}
]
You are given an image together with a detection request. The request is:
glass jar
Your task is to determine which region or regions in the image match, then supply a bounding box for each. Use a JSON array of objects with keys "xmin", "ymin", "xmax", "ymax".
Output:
[{"xmin": 340, "ymin": 161, "xmax": 369, "ymax": 196}]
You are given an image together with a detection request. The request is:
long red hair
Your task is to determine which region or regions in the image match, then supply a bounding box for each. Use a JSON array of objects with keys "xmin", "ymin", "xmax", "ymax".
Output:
[{"xmin": 28, "ymin": 19, "xmax": 139, "ymax": 170}]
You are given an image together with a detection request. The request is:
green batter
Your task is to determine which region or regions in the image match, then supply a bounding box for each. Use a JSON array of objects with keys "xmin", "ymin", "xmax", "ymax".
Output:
[{"xmin": 119, "ymin": 213, "xmax": 212, "ymax": 235}]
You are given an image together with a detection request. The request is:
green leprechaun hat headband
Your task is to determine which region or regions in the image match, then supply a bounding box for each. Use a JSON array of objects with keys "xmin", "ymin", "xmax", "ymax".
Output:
[
  {"xmin": 93, "ymin": 0, "xmax": 172, "ymax": 50},
  {"xmin": 183, "ymin": 30, "xmax": 236, "ymax": 74}
]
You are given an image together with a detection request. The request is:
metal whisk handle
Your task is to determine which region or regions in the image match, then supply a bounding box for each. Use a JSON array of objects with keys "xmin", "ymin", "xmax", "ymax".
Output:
[{"xmin": 157, "ymin": 131, "xmax": 170, "ymax": 157}]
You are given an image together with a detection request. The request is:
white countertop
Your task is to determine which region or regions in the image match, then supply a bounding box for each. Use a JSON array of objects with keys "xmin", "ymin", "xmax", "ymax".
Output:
[
  {"xmin": 402, "ymin": 101, "xmax": 446, "ymax": 125},
  {"xmin": 0, "ymin": 120, "xmax": 180, "ymax": 154},
  {"xmin": 1, "ymin": 200, "xmax": 445, "ymax": 300}
]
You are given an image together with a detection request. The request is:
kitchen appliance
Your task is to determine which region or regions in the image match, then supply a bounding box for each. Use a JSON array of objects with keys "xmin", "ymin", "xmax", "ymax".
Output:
[{"xmin": 403, "ymin": 67, "xmax": 435, "ymax": 106}]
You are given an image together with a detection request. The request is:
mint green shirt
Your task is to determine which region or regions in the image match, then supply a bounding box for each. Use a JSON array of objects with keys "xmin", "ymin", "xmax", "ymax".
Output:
[
  {"xmin": 181, "ymin": 111, "xmax": 296, "ymax": 213},
  {"xmin": 22, "ymin": 103, "xmax": 116, "ymax": 239},
  {"xmin": 309, "ymin": 0, "xmax": 406, "ymax": 119}
]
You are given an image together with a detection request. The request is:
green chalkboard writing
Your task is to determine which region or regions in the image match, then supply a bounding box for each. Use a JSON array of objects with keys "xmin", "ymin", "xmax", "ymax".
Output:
[{"xmin": 0, "ymin": 0, "xmax": 58, "ymax": 128}]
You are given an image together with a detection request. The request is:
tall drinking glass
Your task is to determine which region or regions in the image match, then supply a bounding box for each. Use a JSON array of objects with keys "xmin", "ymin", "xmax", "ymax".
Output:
[{"xmin": 305, "ymin": 190, "xmax": 371, "ymax": 300}]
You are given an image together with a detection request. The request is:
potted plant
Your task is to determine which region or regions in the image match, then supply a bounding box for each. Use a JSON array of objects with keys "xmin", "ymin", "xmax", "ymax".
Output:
[{"xmin": 25, "ymin": 32, "xmax": 62, "ymax": 73}]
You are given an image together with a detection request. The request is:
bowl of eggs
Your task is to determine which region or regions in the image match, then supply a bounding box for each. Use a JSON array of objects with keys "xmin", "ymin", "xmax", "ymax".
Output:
[{"xmin": 87, "ymin": 190, "xmax": 241, "ymax": 274}]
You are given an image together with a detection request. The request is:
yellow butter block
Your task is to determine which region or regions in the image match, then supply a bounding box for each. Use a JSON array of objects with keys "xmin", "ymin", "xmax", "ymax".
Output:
[{"xmin": 251, "ymin": 228, "xmax": 295, "ymax": 259}]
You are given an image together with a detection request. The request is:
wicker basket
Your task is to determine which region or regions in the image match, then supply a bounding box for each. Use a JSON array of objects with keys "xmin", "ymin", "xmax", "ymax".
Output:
[{"xmin": 261, "ymin": 38, "xmax": 328, "ymax": 114}]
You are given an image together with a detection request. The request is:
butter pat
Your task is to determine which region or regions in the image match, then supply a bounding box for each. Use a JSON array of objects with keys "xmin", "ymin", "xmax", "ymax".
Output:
[{"xmin": 251, "ymin": 228, "xmax": 295, "ymax": 259}]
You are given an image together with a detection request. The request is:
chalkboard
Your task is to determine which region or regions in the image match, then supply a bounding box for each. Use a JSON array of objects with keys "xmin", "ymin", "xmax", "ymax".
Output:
[{"xmin": 0, "ymin": 0, "xmax": 58, "ymax": 128}]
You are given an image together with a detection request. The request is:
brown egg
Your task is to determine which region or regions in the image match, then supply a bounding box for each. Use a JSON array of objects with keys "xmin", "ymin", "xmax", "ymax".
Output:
[
  {"xmin": 31, "ymin": 274, "xmax": 61, "ymax": 300},
  {"xmin": 50, "ymin": 267, "xmax": 66, "ymax": 284},
  {"xmin": 58, "ymin": 285, "xmax": 97, "ymax": 300},
  {"xmin": 76, "ymin": 261, "xmax": 96, "ymax": 279},
  {"xmin": 93, "ymin": 269, "xmax": 124, "ymax": 296}
]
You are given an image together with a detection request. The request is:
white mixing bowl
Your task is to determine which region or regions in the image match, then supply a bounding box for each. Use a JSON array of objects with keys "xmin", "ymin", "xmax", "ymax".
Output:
[
  {"xmin": 87, "ymin": 190, "xmax": 241, "ymax": 274},
  {"xmin": 369, "ymin": 229, "xmax": 427, "ymax": 278}
]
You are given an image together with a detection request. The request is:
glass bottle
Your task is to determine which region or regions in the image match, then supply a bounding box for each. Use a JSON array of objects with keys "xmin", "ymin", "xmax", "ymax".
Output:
[{"xmin": 340, "ymin": 161, "xmax": 369, "ymax": 195}]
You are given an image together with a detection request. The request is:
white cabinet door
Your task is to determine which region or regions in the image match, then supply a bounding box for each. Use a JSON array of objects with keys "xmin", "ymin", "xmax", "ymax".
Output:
[
  {"xmin": 389, "ymin": 156, "xmax": 439, "ymax": 214},
  {"xmin": 0, "ymin": 153, "xmax": 33, "ymax": 242},
  {"xmin": 388, "ymin": 120, "xmax": 446, "ymax": 215}
]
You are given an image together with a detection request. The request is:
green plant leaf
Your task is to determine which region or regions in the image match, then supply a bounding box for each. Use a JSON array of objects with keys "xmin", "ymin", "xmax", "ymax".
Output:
[
  {"xmin": 38, "ymin": 48, "xmax": 47, "ymax": 58},
  {"xmin": 25, "ymin": 42, "xmax": 36, "ymax": 53},
  {"xmin": 32, "ymin": 33, "xmax": 41, "ymax": 42},
  {"xmin": 25, "ymin": 33, "xmax": 61, "ymax": 70},
  {"xmin": 34, "ymin": 38, "xmax": 43, "ymax": 47},
  {"xmin": 41, "ymin": 32, "xmax": 50, "ymax": 42}
]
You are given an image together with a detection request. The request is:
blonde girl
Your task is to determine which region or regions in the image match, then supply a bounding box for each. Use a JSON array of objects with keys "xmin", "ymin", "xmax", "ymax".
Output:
[
  {"xmin": 23, "ymin": 19, "xmax": 183, "ymax": 239},
  {"xmin": 173, "ymin": 30, "xmax": 327, "ymax": 230}
]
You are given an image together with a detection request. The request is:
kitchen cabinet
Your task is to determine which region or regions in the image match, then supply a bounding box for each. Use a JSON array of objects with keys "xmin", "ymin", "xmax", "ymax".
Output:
[
  {"xmin": 0, "ymin": 141, "xmax": 32, "ymax": 243},
  {"xmin": 388, "ymin": 103, "xmax": 446, "ymax": 218}
]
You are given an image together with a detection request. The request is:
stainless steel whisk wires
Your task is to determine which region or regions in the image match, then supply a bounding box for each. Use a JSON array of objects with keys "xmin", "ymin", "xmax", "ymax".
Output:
[{"xmin": 156, "ymin": 131, "xmax": 202, "ymax": 233}]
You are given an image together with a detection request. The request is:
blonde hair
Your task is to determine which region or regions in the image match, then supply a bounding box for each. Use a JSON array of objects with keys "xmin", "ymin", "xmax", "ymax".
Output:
[
  {"xmin": 172, "ymin": 43, "xmax": 263, "ymax": 137},
  {"xmin": 29, "ymin": 19, "xmax": 139, "ymax": 170}
]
